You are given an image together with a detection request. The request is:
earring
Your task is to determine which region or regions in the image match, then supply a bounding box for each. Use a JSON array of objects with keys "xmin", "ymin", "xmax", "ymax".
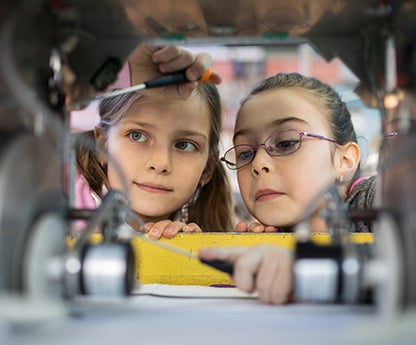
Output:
[{"xmin": 337, "ymin": 175, "xmax": 344, "ymax": 184}]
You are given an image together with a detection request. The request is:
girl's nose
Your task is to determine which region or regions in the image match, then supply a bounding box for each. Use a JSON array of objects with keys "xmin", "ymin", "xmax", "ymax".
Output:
[
  {"xmin": 146, "ymin": 147, "xmax": 172, "ymax": 174},
  {"xmin": 250, "ymin": 147, "xmax": 271, "ymax": 176}
]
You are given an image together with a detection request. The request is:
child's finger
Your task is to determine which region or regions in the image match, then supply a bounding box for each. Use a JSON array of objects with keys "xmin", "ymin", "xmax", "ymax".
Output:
[
  {"xmin": 264, "ymin": 225, "xmax": 277, "ymax": 233},
  {"xmin": 182, "ymin": 222, "xmax": 202, "ymax": 233},
  {"xmin": 186, "ymin": 53, "xmax": 222, "ymax": 84},
  {"xmin": 235, "ymin": 221, "xmax": 249, "ymax": 232},
  {"xmin": 162, "ymin": 222, "xmax": 184, "ymax": 238},
  {"xmin": 248, "ymin": 222, "xmax": 262, "ymax": 232},
  {"xmin": 148, "ymin": 220, "xmax": 171, "ymax": 239}
]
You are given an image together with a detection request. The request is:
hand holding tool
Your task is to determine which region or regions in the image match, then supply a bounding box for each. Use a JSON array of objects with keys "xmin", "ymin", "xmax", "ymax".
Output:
[{"xmin": 68, "ymin": 68, "xmax": 213, "ymax": 110}]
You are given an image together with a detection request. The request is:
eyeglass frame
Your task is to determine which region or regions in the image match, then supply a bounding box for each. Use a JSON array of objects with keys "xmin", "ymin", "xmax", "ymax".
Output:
[{"xmin": 220, "ymin": 129, "xmax": 338, "ymax": 170}]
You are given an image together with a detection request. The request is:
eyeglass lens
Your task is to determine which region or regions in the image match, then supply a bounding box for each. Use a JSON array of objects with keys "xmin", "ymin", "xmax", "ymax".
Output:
[{"xmin": 226, "ymin": 130, "xmax": 302, "ymax": 169}]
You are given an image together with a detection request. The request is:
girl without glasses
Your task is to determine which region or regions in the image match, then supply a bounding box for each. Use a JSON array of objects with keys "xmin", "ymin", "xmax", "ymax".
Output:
[
  {"xmin": 74, "ymin": 44, "xmax": 234, "ymax": 239},
  {"xmin": 200, "ymin": 72, "xmax": 377, "ymax": 304}
]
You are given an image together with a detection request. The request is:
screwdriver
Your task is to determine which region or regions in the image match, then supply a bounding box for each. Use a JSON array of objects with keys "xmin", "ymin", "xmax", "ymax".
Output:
[
  {"xmin": 120, "ymin": 223, "xmax": 234, "ymax": 276},
  {"xmin": 94, "ymin": 67, "xmax": 212, "ymax": 100},
  {"xmin": 140, "ymin": 232, "xmax": 234, "ymax": 275},
  {"xmin": 68, "ymin": 68, "xmax": 213, "ymax": 110}
]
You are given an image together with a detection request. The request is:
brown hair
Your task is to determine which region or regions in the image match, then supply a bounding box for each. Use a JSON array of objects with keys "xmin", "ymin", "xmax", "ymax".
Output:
[
  {"xmin": 75, "ymin": 84, "xmax": 234, "ymax": 232},
  {"xmin": 241, "ymin": 72, "xmax": 361, "ymax": 179},
  {"xmin": 242, "ymin": 72, "xmax": 358, "ymax": 145}
]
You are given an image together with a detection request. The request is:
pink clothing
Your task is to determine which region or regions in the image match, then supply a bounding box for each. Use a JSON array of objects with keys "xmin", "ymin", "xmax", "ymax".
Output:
[
  {"xmin": 349, "ymin": 176, "xmax": 367, "ymax": 194},
  {"xmin": 74, "ymin": 171, "xmax": 98, "ymax": 209},
  {"xmin": 73, "ymin": 171, "xmax": 101, "ymax": 232}
]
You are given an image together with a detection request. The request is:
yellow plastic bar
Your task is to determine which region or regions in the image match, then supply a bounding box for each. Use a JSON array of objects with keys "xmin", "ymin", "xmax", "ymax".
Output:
[{"xmin": 132, "ymin": 232, "xmax": 373, "ymax": 286}]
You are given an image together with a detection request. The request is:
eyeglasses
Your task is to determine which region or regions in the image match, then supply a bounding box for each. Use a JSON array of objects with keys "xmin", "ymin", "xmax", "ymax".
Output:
[{"xmin": 221, "ymin": 129, "xmax": 338, "ymax": 170}]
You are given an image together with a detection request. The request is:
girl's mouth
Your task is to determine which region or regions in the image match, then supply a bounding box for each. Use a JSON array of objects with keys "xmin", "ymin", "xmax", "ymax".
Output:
[
  {"xmin": 134, "ymin": 182, "xmax": 173, "ymax": 193},
  {"xmin": 255, "ymin": 189, "xmax": 283, "ymax": 202}
]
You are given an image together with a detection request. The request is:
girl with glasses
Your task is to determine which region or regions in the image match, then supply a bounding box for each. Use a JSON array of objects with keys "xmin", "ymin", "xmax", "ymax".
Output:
[
  {"xmin": 200, "ymin": 72, "xmax": 377, "ymax": 304},
  {"xmin": 225, "ymin": 72, "xmax": 376, "ymax": 233},
  {"xmin": 74, "ymin": 44, "xmax": 234, "ymax": 239}
]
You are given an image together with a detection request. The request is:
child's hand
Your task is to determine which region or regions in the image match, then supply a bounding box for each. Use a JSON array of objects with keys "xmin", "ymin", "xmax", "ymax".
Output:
[
  {"xmin": 199, "ymin": 245, "xmax": 294, "ymax": 304},
  {"xmin": 129, "ymin": 43, "xmax": 221, "ymax": 99},
  {"xmin": 144, "ymin": 220, "xmax": 202, "ymax": 239},
  {"xmin": 234, "ymin": 220, "xmax": 276, "ymax": 233}
]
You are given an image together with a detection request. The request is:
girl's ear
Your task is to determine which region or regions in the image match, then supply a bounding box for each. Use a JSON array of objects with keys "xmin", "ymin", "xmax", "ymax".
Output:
[
  {"xmin": 200, "ymin": 151, "xmax": 218, "ymax": 187},
  {"xmin": 94, "ymin": 126, "xmax": 108, "ymax": 164},
  {"xmin": 335, "ymin": 142, "xmax": 361, "ymax": 182}
]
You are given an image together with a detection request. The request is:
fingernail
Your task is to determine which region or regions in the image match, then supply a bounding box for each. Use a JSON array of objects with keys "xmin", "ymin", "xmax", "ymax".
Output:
[
  {"xmin": 152, "ymin": 54, "xmax": 161, "ymax": 63},
  {"xmin": 187, "ymin": 68, "xmax": 199, "ymax": 81},
  {"xmin": 149, "ymin": 229, "xmax": 161, "ymax": 239}
]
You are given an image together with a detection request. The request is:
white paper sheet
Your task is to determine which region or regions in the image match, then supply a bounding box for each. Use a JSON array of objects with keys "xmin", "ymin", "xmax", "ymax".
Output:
[{"xmin": 133, "ymin": 283, "xmax": 259, "ymax": 298}]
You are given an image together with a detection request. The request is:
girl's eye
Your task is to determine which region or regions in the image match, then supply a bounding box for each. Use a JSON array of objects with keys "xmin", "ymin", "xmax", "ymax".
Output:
[
  {"xmin": 271, "ymin": 139, "xmax": 299, "ymax": 154},
  {"xmin": 277, "ymin": 140, "xmax": 298, "ymax": 149},
  {"xmin": 267, "ymin": 131, "xmax": 300, "ymax": 155},
  {"xmin": 129, "ymin": 130, "xmax": 147, "ymax": 143},
  {"xmin": 236, "ymin": 147, "xmax": 254, "ymax": 163},
  {"xmin": 175, "ymin": 141, "xmax": 197, "ymax": 152}
]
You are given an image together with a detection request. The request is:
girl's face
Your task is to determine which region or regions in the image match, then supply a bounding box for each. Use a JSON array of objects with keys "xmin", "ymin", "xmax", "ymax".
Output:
[
  {"xmin": 104, "ymin": 92, "xmax": 211, "ymax": 223},
  {"xmin": 234, "ymin": 88, "xmax": 338, "ymax": 228}
]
